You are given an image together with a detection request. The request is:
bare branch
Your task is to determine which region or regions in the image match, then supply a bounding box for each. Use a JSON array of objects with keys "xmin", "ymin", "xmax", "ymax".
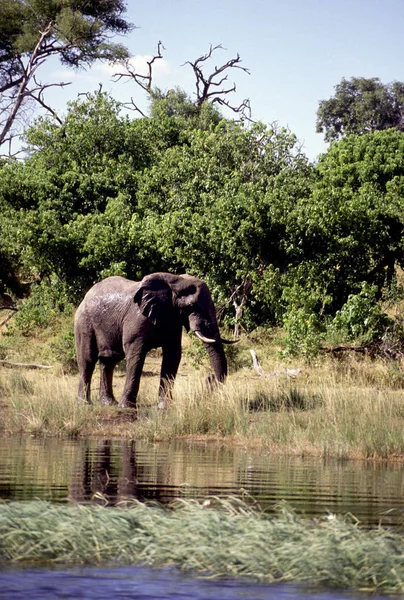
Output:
[
  {"xmin": 28, "ymin": 76, "xmax": 71, "ymax": 124},
  {"xmin": 113, "ymin": 41, "xmax": 165, "ymax": 92},
  {"xmin": 0, "ymin": 3, "xmax": 132, "ymax": 155},
  {"xmin": 0, "ymin": 22, "xmax": 54, "ymax": 146},
  {"xmin": 216, "ymin": 279, "xmax": 252, "ymax": 337},
  {"xmin": 0, "ymin": 76, "xmax": 25, "ymax": 95},
  {"xmin": 212, "ymin": 96, "xmax": 253, "ymax": 121},
  {"xmin": 0, "ymin": 359, "xmax": 53, "ymax": 370},
  {"xmin": 121, "ymin": 98, "xmax": 148, "ymax": 117},
  {"xmin": 183, "ymin": 44, "xmax": 251, "ymax": 114},
  {"xmin": 109, "ymin": 42, "xmax": 252, "ymax": 121},
  {"xmin": 0, "ymin": 312, "xmax": 15, "ymax": 328},
  {"xmin": 250, "ymin": 350, "xmax": 302, "ymax": 379}
]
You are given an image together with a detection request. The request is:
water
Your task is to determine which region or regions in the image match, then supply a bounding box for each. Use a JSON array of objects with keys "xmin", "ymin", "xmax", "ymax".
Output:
[
  {"xmin": 1, "ymin": 436, "xmax": 404, "ymax": 599},
  {"xmin": 1, "ymin": 436, "xmax": 404, "ymax": 527},
  {"xmin": 0, "ymin": 566, "xmax": 391, "ymax": 600},
  {"xmin": 0, "ymin": 567, "xmax": 388, "ymax": 600}
]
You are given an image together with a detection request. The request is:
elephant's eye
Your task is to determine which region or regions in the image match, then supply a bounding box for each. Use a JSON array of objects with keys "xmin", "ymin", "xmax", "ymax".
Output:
[{"xmin": 180, "ymin": 304, "xmax": 194, "ymax": 315}]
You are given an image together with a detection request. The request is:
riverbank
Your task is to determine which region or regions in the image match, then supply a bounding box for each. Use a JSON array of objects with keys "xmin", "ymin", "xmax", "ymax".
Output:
[
  {"xmin": 1, "ymin": 497, "xmax": 404, "ymax": 595},
  {"xmin": 1, "ymin": 330, "xmax": 404, "ymax": 460}
]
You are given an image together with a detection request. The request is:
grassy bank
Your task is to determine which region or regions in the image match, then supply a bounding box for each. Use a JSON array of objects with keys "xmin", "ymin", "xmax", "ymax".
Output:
[
  {"xmin": 1, "ymin": 315, "xmax": 404, "ymax": 459},
  {"xmin": 1, "ymin": 339, "xmax": 404, "ymax": 459},
  {"xmin": 1, "ymin": 497, "xmax": 404, "ymax": 594}
]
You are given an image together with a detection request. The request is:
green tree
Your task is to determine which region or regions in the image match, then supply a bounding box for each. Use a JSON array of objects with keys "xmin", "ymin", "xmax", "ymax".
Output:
[
  {"xmin": 0, "ymin": 0, "xmax": 132, "ymax": 150},
  {"xmin": 0, "ymin": 92, "xmax": 143, "ymax": 293},
  {"xmin": 0, "ymin": 90, "xmax": 222, "ymax": 296},
  {"xmin": 288, "ymin": 129, "xmax": 404, "ymax": 312},
  {"xmin": 4, "ymin": 87, "xmax": 403, "ymax": 343},
  {"xmin": 316, "ymin": 77, "xmax": 404, "ymax": 142},
  {"xmin": 133, "ymin": 120, "xmax": 313, "ymax": 327}
]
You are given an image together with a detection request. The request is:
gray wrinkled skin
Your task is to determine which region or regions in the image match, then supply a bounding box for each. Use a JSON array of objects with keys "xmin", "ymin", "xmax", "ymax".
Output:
[{"xmin": 74, "ymin": 273, "xmax": 227, "ymax": 409}]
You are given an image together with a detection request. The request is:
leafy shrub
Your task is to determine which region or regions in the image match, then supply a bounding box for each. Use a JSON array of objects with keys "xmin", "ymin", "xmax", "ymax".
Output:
[
  {"xmin": 183, "ymin": 333, "xmax": 207, "ymax": 368},
  {"xmin": 224, "ymin": 341, "xmax": 251, "ymax": 372},
  {"xmin": 330, "ymin": 282, "xmax": 392, "ymax": 342},
  {"xmin": 283, "ymin": 308, "xmax": 323, "ymax": 359},
  {"xmin": 282, "ymin": 286, "xmax": 326, "ymax": 359},
  {"xmin": 13, "ymin": 277, "xmax": 74, "ymax": 335},
  {"xmin": 51, "ymin": 329, "xmax": 77, "ymax": 373}
]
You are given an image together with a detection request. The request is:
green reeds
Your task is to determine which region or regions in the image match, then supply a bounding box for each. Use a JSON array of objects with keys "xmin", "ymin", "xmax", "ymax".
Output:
[{"xmin": 1, "ymin": 497, "xmax": 404, "ymax": 594}]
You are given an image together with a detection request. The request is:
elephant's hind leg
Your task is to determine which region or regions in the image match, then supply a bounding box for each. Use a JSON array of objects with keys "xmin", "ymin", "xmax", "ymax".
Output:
[
  {"xmin": 75, "ymin": 328, "xmax": 97, "ymax": 404},
  {"xmin": 99, "ymin": 358, "xmax": 119, "ymax": 405},
  {"xmin": 77, "ymin": 355, "xmax": 96, "ymax": 404}
]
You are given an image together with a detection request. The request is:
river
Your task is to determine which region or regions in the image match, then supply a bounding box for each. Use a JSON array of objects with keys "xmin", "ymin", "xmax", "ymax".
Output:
[{"xmin": 0, "ymin": 435, "xmax": 403, "ymax": 599}]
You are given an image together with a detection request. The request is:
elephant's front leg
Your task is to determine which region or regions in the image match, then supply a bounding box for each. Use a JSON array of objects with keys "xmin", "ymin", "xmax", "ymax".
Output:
[
  {"xmin": 119, "ymin": 342, "xmax": 146, "ymax": 409},
  {"xmin": 158, "ymin": 336, "xmax": 182, "ymax": 409}
]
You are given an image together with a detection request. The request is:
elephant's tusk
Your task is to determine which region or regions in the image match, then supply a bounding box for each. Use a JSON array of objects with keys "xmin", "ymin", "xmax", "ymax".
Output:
[
  {"xmin": 221, "ymin": 338, "xmax": 239, "ymax": 344},
  {"xmin": 195, "ymin": 330, "xmax": 217, "ymax": 344}
]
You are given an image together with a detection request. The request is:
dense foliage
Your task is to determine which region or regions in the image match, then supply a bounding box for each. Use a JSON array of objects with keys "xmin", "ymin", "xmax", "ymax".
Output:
[
  {"xmin": 316, "ymin": 77, "xmax": 404, "ymax": 142},
  {"xmin": 1, "ymin": 89, "xmax": 404, "ymax": 355}
]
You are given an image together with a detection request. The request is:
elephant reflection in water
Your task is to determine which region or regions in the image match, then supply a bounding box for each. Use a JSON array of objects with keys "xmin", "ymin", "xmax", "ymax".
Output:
[
  {"xmin": 68, "ymin": 440, "xmax": 242, "ymax": 506},
  {"xmin": 69, "ymin": 440, "xmax": 138, "ymax": 504},
  {"xmin": 68, "ymin": 440, "xmax": 171, "ymax": 504}
]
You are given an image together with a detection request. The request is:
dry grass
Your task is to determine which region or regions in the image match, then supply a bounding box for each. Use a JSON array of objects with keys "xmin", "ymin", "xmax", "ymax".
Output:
[{"xmin": 1, "ymin": 343, "xmax": 404, "ymax": 460}]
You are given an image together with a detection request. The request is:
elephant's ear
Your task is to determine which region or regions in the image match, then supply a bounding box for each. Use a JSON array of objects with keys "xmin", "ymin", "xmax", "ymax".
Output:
[{"xmin": 134, "ymin": 278, "xmax": 173, "ymax": 325}]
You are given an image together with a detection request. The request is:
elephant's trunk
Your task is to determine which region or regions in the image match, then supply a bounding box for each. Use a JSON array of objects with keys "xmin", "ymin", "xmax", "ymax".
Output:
[
  {"xmin": 204, "ymin": 340, "xmax": 228, "ymax": 383},
  {"xmin": 185, "ymin": 291, "xmax": 228, "ymax": 384},
  {"xmin": 190, "ymin": 322, "xmax": 228, "ymax": 383}
]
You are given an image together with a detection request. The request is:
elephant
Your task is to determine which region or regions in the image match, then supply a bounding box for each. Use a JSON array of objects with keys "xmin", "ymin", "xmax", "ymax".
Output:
[{"xmin": 74, "ymin": 273, "xmax": 229, "ymax": 409}]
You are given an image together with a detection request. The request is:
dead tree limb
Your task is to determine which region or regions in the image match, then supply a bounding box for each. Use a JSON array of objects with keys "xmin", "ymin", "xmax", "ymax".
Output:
[
  {"xmin": 250, "ymin": 349, "xmax": 265, "ymax": 377},
  {"xmin": 0, "ymin": 22, "xmax": 53, "ymax": 147},
  {"xmin": 184, "ymin": 44, "xmax": 252, "ymax": 119},
  {"xmin": 321, "ymin": 345, "xmax": 367, "ymax": 354},
  {"xmin": 113, "ymin": 40, "xmax": 164, "ymax": 91},
  {"xmin": 113, "ymin": 41, "xmax": 165, "ymax": 115},
  {"xmin": 0, "ymin": 360, "xmax": 53, "ymax": 370},
  {"xmin": 321, "ymin": 339, "xmax": 404, "ymax": 360},
  {"xmin": 216, "ymin": 280, "xmax": 251, "ymax": 338},
  {"xmin": 0, "ymin": 312, "xmax": 16, "ymax": 328},
  {"xmin": 231, "ymin": 280, "xmax": 252, "ymax": 339},
  {"xmin": 249, "ymin": 349, "xmax": 302, "ymax": 379},
  {"xmin": 28, "ymin": 76, "xmax": 70, "ymax": 125}
]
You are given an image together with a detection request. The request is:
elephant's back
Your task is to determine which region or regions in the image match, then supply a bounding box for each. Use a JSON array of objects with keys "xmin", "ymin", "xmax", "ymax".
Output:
[
  {"xmin": 80, "ymin": 277, "xmax": 137, "ymax": 305},
  {"xmin": 75, "ymin": 277, "xmax": 140, "ymax": 356},
  {"xmin": 76, "ymin": 276, "xmax": 139, "ymax": 323}
]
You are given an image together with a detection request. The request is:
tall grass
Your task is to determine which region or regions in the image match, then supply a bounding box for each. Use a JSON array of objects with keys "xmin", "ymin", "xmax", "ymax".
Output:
[
  {"xmin": 150, "ymin": 372, "xmax": 404, "ymax": 459},
  {"xmin": 0, "ymin": 369, "xmax": 98, "ymax": 437},
  {"xmin": 163, "ymin": 377, "xmax": 250, "ymax": 436},
  {"xmin": 1, "ymin": 497, "xmax": 404, "ymax": 594}
]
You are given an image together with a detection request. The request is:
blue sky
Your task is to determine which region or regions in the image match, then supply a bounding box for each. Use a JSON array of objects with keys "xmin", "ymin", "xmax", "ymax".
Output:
[{"xmin": 40, "ymin": 0, "xmax": 404, "ymax": 160}]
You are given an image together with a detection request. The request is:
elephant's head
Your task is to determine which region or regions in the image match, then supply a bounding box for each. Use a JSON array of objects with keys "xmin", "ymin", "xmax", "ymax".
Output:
[{"xmin": 134, "ymin": 273, "xmax": 228, "ymax": 383}]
